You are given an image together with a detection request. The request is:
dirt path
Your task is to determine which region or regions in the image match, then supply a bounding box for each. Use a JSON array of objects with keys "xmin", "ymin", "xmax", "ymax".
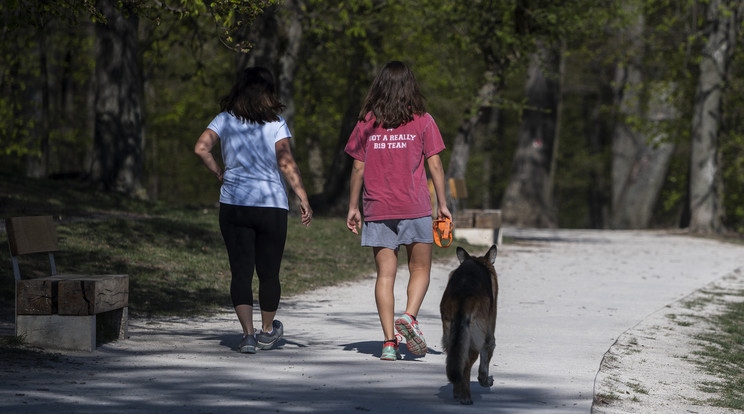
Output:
[{"xmin": 1, "ymin": 229, "xmax": 743, "ymax": 413}]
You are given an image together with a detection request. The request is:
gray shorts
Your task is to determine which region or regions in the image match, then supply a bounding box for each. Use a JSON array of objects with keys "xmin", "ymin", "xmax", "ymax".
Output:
[{"xmin": 361, "ymin": 216, "xmax": 434, "ymax": 250}]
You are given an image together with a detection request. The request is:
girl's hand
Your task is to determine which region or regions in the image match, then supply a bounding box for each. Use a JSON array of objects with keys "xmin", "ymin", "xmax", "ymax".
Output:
[
  {"xmin": 347, "ymin": 208, "xmax": 361, "ymax": 235},
  {"xmin": 438, "ymin": 205, "xmax": 452, "ymax": 221}
]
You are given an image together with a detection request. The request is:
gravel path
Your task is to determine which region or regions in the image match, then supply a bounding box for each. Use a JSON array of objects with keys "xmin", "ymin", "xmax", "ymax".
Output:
[{"xmin": 1, "ymin": 228, "xmax": 743, "ymax": 413}]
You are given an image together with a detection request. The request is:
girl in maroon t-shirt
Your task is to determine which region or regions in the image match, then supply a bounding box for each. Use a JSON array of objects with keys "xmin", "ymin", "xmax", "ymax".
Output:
[{"xmin": 345, "ymin": 61, "xmax": 452, "ymax": 361}]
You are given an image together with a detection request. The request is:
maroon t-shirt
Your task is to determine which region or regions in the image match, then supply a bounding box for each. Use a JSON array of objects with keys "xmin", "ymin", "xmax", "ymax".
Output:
[{"xmin": 345, "ymin": 113, "xmax": 445, "ymax": 221}]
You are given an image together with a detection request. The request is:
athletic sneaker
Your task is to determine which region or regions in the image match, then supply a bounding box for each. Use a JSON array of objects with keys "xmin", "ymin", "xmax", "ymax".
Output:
[
  {"xmin": 238, "ymin": 334, "xmax": 257, "ymax": 354},
  {"xmin": 380, "ymin": 338, "xmax": 401, "ymax": 361},
  {"xmin": 395, "ymin": 313, "xmax": 428, "ymax": 355},
  {"xmin": 257, "ymin": 320, "xmax": 284, "ymax": 350}
]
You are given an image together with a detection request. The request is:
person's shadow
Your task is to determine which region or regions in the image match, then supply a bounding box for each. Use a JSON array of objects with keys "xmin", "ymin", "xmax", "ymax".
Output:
[
  {"xmin": 213, "ymin": 334, "xmax": 305, "ymax": 352},
  {"xmin": 341, "ymin": 340, "xmax": 442, "ymax": 360}
]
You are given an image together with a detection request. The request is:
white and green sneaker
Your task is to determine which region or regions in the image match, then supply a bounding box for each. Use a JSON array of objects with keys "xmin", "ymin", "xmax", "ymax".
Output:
[{"xmin": 380, "ymin": 337, "xmax": 401, "ymax": 361}]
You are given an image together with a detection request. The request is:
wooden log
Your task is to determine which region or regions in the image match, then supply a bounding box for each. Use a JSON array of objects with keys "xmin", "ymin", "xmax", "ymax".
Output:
[
  {"xmin": 474, "ymin": 209, "xmax": 502, "ymax": 229},
  {"xmin": 454, "ymin": 210, "xmax": 475, "ymax": 228},
  {"xmin": 57, "ymin": 275, "xmax": 129, "ymax": 315},
  {"xmin": 16, "ymin": 278, "xmax": 56, "ymax": 315}
]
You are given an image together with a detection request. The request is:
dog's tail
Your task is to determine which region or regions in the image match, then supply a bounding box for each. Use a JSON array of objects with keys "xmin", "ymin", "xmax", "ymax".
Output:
[{"xmin": 445, "ymin": 306, "xmax": 472, "ymax": 384}]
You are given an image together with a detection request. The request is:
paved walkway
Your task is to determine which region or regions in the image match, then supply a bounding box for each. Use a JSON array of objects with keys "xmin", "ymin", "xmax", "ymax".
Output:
[{"xmin": 1, "ymin": 229, "xmax": 743, "ymax": 413}]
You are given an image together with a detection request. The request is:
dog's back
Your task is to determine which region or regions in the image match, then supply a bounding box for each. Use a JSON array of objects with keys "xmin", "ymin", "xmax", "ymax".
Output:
[{"xmin": 440, "ymin": 245, "xmax": 498, "ymax": 404}]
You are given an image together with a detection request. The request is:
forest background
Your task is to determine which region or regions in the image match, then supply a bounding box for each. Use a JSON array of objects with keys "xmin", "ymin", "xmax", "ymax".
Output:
[{"xmin": 2, "ymin": 0, "xmax": 744, "ymax": 234}]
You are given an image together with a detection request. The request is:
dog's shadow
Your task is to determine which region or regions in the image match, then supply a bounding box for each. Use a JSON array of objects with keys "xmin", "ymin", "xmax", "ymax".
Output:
[
  {"xmin": 340, "ymin": 341, "xmax": 442, "ymax": 360},
  {"xmin": 436, "ymin": 379, "xmax": 494, "ymax": 404}
]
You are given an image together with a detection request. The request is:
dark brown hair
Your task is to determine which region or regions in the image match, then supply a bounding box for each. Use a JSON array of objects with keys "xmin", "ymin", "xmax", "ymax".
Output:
[
  {"xmin": 358, "ymin": 61, "xmax": 426, "ymax": 129},
  {"xmin": 220, "ymin": 67, "xmax": 285, "ymax": 124}
]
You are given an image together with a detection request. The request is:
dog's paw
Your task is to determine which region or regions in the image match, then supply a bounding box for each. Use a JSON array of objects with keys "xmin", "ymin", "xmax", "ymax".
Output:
[
  {"xmin": 459, "ymin": 396, "xmax": 474, "ymax": 405},
  {"xmin": 478, "ymin": 374, "xmax": 493, "ymax": 387},
  {"xmin": 454, "ymin": 387, "xmax": 473, "ymax": 405}
]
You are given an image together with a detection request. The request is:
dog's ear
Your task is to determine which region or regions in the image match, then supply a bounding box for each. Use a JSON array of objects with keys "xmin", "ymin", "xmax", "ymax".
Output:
[
  {"xmin": 456, "ymin": 246, "xmax": 469, "ymax": 263},
  {"xmin": 486, "ymin": 244, "xmax": 498, "ymax": 264}
]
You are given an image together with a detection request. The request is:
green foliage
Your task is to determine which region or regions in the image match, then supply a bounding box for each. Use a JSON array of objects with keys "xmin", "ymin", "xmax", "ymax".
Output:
[
  {"xmin": 140, "ymin": 7, "xmax": 236, "ymax": 205},
  {"xmin": 0, "ymin": 1, "xmax": 97, "ymax": 174},
  {"xmin": 721, "ymin": 49, "xmax": 744, "ymax": 233},
  {"xmin": 2, "ymin": 0, "xmax": 744, "ymax": 235},
  {"xmin": 653, "ymin": 144, "xmax": 689, "ymax": 228},
  {"xmin": 201, "ymin": 0, "xmax": 282, "ymax": 52}
]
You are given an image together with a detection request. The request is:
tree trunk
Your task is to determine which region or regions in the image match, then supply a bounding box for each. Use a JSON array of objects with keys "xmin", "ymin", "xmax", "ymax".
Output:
[
  {"xmin": 25, "ymin": 22, "xmax": 50, "ymax": 178},
  {"xmin": 584, "ymin": 92, "xmax": 609, "ymax": 229},
  {"xmin": 308, "ymin": 37, "xmax": 378, "ymax": 214},
  {"xmin": 445, "ymin": 71, "xmax": 498, "ymax": 211},
  {"xmin": 500, "ymin": 43, "xmax": 561, "ymax": 228},
  {"xmin": 688, "ymin": 0, "xmax": 740, "ymax": 233},
  {"xmin": 239, "ymin": 6, "xmax": 279, "ymax": 76},
  {"xmin": 90, "ymin": 0, "xmax": 145, "ymax": 198},
  {"xmin": 610, "ymin": 6, "xmax": 676, "ymax": 229},
  {"xmin": 239, "ymin": 1, "xmax": 302, "ymax": 134},
  {"xmin": 309, "ymin": 68, "xmax": 369, "ymax": 214},
  {"xmin": 241, "ymin": 2, "xmax": 315, "ymax": 196},
  {"xmin": 478, "ymin": 106, "xmax": 500, "ymax": 209},
  {"xmin": 276, "ymin": 0, "xmax": 303, "ymax": 135}
]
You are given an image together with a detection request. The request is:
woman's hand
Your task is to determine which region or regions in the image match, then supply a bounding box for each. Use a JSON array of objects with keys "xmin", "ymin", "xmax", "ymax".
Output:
[{"xmin": 299, "ymin": 199, "xmax": 313, "ymax": 227}]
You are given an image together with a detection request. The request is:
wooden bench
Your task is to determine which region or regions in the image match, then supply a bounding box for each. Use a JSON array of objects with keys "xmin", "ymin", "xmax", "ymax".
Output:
[
  {"xmin": 428, "ymin": 178, "xmax": 502, "ymax": 246},
  {"xmin": 453, "ymin": 209, "xmax": 503, "ymax": 246},
  {"xmin": 6, "ymin": 216, "xmax": 129, "ymax": 351}
]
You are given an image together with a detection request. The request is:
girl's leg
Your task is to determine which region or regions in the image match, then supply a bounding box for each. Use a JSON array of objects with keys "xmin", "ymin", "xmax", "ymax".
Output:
[
  {"xmin": 373, "ymin": 247, "xmax": 399, "ymax": 340},
  {"xmin": 403, "ymin": 242, "xmax": 432, "ymax": 318}
]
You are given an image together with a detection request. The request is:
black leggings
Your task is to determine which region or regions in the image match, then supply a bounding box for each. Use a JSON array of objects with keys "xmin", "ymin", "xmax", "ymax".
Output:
[{"xmin": 219, "ymin": 203, "xmax": 287, "ymax": 312}]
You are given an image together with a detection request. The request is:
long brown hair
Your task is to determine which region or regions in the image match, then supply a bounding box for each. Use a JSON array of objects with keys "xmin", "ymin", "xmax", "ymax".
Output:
[
  {"xmin": 358, "ymin": 61, "xmax": 426, "ymax": 129},
  {"xmin": 220, "ymin": 67, "xmax": 285, "ymax": 124}
]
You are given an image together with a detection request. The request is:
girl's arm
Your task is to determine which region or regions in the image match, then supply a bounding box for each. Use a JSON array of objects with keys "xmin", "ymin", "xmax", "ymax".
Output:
[
  {"xmin": 347, "ymin": 159, "xmax": 365, "ymax": 234},
  {"xmin": 276, "ymin": 138, "xmax": 313, "ymax": 227},
  {"xmin": 426, "ymin": 154, "xmax": 452, "ymax": 220},
  {"xmin": 194, "ymin": 129, "xmax": 223, "ymax": 181}
]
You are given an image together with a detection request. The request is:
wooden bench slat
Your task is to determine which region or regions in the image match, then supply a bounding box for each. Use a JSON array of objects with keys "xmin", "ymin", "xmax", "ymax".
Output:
[
  {"xmin": 58, "ymin": 275, "xmax": 129, "ymax": 315},
  {"xmin": 5, "ymin": 216, "xmax": 59, "ymax": 256}
]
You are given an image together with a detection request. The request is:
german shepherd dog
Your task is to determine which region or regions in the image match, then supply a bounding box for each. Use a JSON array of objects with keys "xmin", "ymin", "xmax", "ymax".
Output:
[{"xmin": 440, "ymin": 245, "xmax": 498, "ymax": 405}]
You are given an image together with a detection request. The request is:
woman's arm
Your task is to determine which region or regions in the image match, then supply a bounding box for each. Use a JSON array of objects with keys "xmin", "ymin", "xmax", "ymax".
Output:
[
  {"xmin": 346, "ymin": 159, "xmax": 365, "ymax": 234},
  {"xmin": 194, "ymin": 129, "xmax": 223, "ymax": 181},
  {"xmin": 276, "ymin": 138, "xmax": 313, "ymax": 226}
]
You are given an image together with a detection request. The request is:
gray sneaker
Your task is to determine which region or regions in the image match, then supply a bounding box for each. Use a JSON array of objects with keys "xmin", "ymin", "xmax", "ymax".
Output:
[
  {"xmin": 256, "ymin": 320, "xmax": 283, "ymax": 350},
  {"xmin": 238, "ymin": 334, "xmax": 257, "ymax": 354}
]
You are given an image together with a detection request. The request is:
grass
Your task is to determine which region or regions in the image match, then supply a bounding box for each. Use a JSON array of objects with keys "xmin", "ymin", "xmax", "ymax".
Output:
[
  {"xmin": 625, "ymin": 381, "xmax": 649, "ymax": 395},
  {"xmin": 692, "ymin": 298, "xmax": 744, "ymax": 409},
  {"xmin": 0, "ymin": 173, "xmax": 477, "ymax": 317}
]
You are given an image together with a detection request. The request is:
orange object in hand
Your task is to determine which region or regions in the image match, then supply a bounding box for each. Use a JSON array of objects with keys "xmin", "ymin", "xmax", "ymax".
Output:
[{"xmin": 433, "ymin": 217, "xmax": 454, "ymax": 248}]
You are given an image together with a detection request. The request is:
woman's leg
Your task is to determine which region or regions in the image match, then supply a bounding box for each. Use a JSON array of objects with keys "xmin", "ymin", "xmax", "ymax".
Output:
[
  {"xmin": 234, "ymin": 305, "xmax": 255, "ymax": 336},
  {"xmin": 254, "ymin": 208, "xmax": 288, "ymax": 333},
  {"xmin": 373, "ymin": 247, "xmax": 399, "ymax": 340},
  {"xmin": 403, "ymin": 242, "xmax": 432, "ymax": 318},
  {"xmin": 219, "ymin": 204, "xmax": 258, "ymax": 337}
]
